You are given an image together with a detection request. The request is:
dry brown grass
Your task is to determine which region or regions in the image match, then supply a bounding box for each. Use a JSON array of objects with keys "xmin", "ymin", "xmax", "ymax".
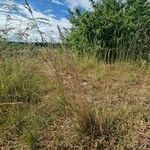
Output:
[{"xmin": 0, "ymin": 50, "xmax": 150, "ymax": 150}]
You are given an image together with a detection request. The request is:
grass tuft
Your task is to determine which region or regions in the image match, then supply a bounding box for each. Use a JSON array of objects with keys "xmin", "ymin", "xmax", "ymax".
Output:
[{"xmin": 0, "ymin": 58, "xmax": 47, "ymax": 103}]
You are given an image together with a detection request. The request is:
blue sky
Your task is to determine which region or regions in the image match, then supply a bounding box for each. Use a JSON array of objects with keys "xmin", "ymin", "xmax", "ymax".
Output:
[
  {"xmin": 15, "ymin": 0, "xmax": 69, "ymax": 18},
  {"xmin": 0, "ymin": 0, "xmax": 93, "ymax": 42}
]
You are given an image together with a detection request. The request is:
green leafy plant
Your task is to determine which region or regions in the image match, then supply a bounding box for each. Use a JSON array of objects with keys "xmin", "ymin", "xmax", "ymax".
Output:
[{"xmin": 67, "ymin": 0, "xmax": 150, "ymax": 62}]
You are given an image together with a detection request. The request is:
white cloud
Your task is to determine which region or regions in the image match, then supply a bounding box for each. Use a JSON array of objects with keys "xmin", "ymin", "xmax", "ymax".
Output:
[
  {"xmin": 65, "ymin": 0, "xmax": 92, "ymax": 10},
  {"xmin": 52, "ymin": 0, "xmax": 64, "ymax": 5},
  {"xmin": 0, "ymin": 0, "xmax": 71, "ymax": 42},
  {"xmin": 0, "ymin": 0, "xmax": 97, "ymax": 43}
]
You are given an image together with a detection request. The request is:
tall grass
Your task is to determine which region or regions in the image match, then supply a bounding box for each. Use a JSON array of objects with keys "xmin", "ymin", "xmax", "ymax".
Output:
[
  {"xmin": 0, "ymin": 1, "xmax": 149, "ymax": 149},
  {"xmin": 0, "ymin": 58, "xmax": 47, "ymax": 103},
  {"xmin": 0, "ymin": 47, "xmax": 149, "ymax": 149}
]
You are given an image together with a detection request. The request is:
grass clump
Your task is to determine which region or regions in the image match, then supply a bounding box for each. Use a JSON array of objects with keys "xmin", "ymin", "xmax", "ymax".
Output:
[
  {"xmin": 73, "ymin": 103, "xmax": 136, "ymax": 149},
  {"xmin": 0, "ymin": 58, "xmax": 47, "ymax": 103}
]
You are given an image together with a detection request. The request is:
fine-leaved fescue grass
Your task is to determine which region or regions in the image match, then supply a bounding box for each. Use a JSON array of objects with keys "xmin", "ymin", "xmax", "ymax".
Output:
[
  {"xmin": 0, "ymin": 57, "xmax": 47, "ymax": 103},
  {"xmin": 0, "ymin": 46, "xmax": 149, "ymax": 149}
]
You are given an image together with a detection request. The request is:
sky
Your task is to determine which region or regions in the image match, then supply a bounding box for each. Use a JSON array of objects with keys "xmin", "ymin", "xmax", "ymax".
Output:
[{"xmin": 0, "ymin": 0, "xmax": 93, "ymax": 42}]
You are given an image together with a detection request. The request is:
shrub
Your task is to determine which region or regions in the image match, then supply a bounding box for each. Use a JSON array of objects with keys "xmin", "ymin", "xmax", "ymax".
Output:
[{"xmin": 67, "ymin": 0, "xmax": 150, "ymax": 62}]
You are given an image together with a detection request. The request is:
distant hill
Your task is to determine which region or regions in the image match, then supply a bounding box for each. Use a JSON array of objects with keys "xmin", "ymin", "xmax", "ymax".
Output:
[{"xmin": 1, "ymin": 41, "xmax": 62, "ymax": 48}]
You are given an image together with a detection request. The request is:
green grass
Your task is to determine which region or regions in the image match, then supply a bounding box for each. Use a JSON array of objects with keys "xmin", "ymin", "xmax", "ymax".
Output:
[
  {"xmin": 0, "ymin": 48, "xmax": 149, "ymax": 149},
  {"xmin": 0, "ymin": 58, "xmax": 47, "ymax": 103}
]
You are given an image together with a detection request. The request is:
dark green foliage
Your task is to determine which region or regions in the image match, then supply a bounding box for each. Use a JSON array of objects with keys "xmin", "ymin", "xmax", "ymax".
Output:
[{"xmin": 67, "ymin": 0, "xmax": 150, "ymax": 62}]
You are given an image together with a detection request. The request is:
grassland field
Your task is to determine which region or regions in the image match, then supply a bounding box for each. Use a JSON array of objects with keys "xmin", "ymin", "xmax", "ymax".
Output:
[{"xmin": 0, "ymin": 46, "xmax": 150, "ymax": 150}]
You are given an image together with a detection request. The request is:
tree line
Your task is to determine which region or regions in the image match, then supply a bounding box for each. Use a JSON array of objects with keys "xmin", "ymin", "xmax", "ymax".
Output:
[{"xmin": 67, "ymin": 0, "xmax": 150, "ymax": 62}]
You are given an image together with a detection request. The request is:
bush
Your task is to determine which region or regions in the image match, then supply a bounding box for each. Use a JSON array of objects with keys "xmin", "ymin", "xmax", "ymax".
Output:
[
  {"xmin": 67, "ymin": 0, "xmax": 150, "ymax": 62},
  {"xmin": 0, "ymin": 58, "xmax": 46, "ymax": 103}
]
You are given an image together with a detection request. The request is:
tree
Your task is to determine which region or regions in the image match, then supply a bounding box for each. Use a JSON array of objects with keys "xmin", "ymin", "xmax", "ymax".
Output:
[{"xmin": 67, "ymin": 0, "xmax": 150, "ymax": 62}]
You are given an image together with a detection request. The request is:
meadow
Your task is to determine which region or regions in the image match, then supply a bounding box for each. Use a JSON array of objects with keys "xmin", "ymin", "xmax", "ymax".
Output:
[
  {"xmin": 0, "ymin": 0, "xmax": 150, "ymax": 149},
  {"xmin": 0, "ymin": 45, "xmax": 149, "ymax": 149}
]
